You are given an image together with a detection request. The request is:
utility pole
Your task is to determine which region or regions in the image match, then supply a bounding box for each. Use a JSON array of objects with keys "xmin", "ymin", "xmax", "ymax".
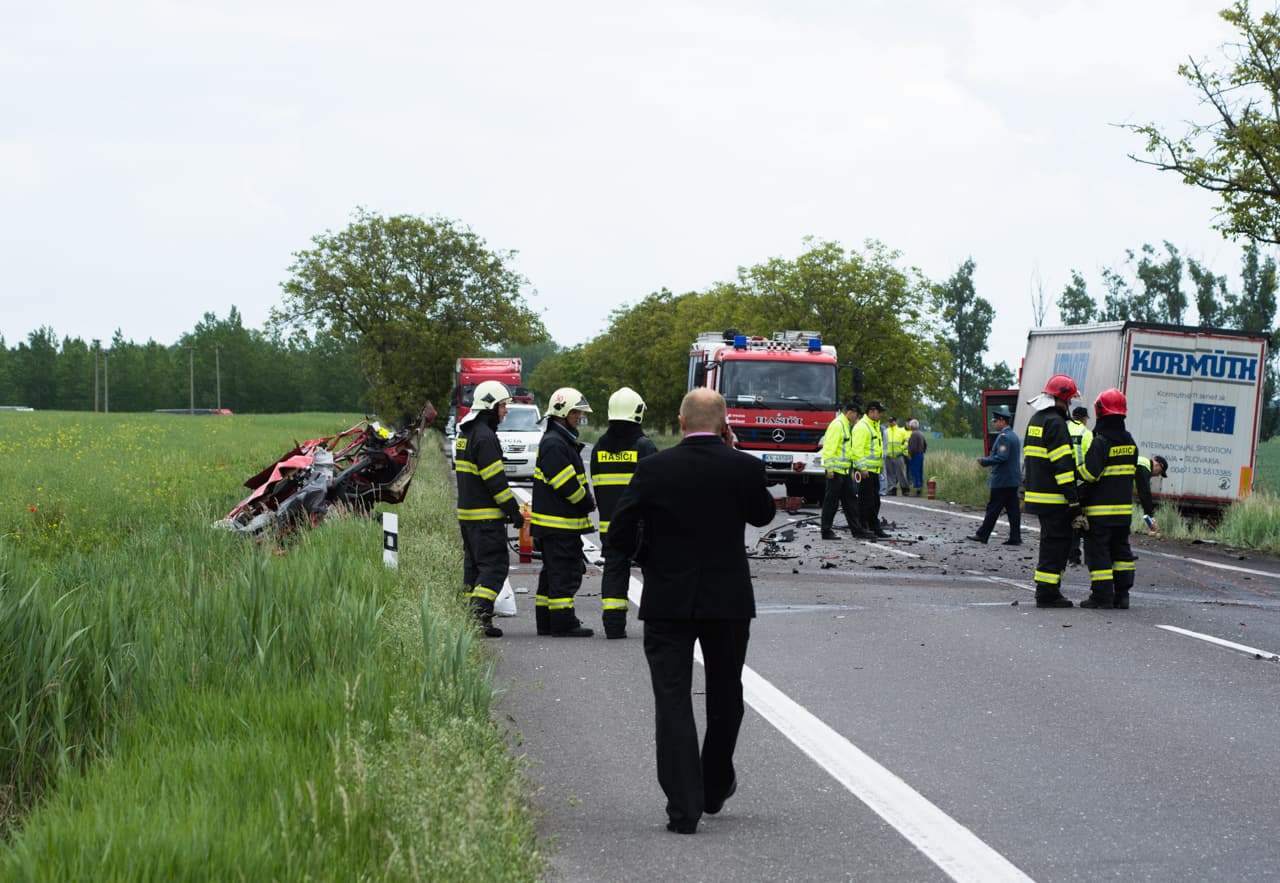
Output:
[
  {"xmin": 92, "ymin": 339, "xmax": 100, "ymax": 412},
  {"xmin": 103, "ymin": 352, "xmax": 109, "ymax": 414},
  {"xmin": 189, "ymin": 347, "xmax": 195, "ymax": 414},
  {"xmin": 215, "ymin": 347, "xmax": 221, "ymax": 410}
]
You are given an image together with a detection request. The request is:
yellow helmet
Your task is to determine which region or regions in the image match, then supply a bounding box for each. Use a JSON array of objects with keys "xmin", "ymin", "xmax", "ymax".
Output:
[
  {"xmin": 607, "ymin": 386, "xmax": 646, "ymax": 423},
  {"xmin": 543, "ymin": 387, "xmax": 592, "ymax": 421}
]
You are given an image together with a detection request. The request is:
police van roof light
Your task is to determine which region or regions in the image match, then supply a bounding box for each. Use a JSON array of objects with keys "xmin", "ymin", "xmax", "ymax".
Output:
[
  {"xmin": 734, "ymin": 335, "xmax": 747, "ymax": 349},
  {"xmin": 808, "ymin": 337, "xmax": 821, "ymax": 351}
]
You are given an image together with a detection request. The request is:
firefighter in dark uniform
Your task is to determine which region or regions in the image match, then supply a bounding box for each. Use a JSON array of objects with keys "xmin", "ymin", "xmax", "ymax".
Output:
[
  {"xmin": 1023, "ymin": 373, "xmax": 1083, "ymax": 608},
  {"xmin": 454, "ymin": 380, "xmax": 524, "ymax": 637},
  {"xmin": 532, "ymin": 387, "xmax": 597, "ymax": 637},
  {"xmin": 1077, "ymin": 388, "xmax": 1139, "ymax": 609},
  {"xmin": 590, "ymin": 387, "xmax": 659, "ymax": 639}
]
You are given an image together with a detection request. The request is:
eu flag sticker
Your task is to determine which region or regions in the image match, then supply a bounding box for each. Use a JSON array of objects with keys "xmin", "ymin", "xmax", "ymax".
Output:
[{"xmin": 1191, "ymin": 403, "xmax": 1236, "ymax": 435}]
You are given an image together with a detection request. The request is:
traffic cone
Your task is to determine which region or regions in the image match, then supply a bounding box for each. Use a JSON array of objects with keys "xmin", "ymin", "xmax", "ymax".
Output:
[{"xmin": 518, "ymin": 504, "xmax": 533, "ymax": 563}]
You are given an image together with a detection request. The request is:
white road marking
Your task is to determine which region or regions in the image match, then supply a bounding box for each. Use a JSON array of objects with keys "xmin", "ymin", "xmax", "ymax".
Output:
[
  {"xmin": 884, "ymin": 498, "xmax": 1280, "ymax": 582},
  {"xmin": 628, "ymin": 575, "xmax": 1031, "ymax": 882},
  {"xmin": 1155, "ymin": 624, "xmax": 1280, "ymax": 662},
  {"xmin": 859, "ymin": 540, "xmax": 921, "ymax": 559},
  {"xmin": 1144, "ymin": 549, "xmax": 1280, "ymax": 580}
]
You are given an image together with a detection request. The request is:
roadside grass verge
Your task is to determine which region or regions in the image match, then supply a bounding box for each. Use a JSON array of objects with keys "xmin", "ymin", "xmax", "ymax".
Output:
[{"xmin": 0, "ymin": 412, "xmax": 541, "ymax": 881}]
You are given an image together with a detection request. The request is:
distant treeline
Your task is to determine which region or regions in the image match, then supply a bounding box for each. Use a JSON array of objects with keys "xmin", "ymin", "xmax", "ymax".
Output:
[{"xmin": 0, "ymin": 308, "xmax": 368, "ymax": 413}]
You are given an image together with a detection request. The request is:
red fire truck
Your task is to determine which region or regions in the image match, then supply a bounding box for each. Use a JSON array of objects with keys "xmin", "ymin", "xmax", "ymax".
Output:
[
  {"xmin": 688, "ymin": 330, "xmax": 840, "ymax": 502},
  {"xmin": 451, "ymin": 357, "xmax": 531, "ymax": 425}
]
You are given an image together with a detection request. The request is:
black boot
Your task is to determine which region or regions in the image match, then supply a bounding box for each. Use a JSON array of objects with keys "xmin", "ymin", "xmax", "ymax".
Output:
[
  {"xmin": 1035, "ymin": 590, "xmax": 1073, "ymax": 608},
  {"xmin": 1113, "ymin": 590, "xmax": 1130, "ymax": 610}
]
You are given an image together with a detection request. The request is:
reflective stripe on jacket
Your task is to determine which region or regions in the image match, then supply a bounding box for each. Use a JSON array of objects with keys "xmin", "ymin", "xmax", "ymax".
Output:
[
  {"xmin": 821, "ymin": 412, "xmax": 853, "ymax": 473},
  {"xmin": 1079, "ymin": 421, "xmax": 1139, "ymax": 525},
  {"xmin": 455, "ymin": 418, "xmax": 521, "ymax": 523},
  {"xmin": 532, "ymin": 419, "xmax": 595, "ymax": 535},
  {"xmin": 849, "ymin": 415, "xmax": 883, "ymax": 473},
  {"xmin": 590, "ymin": 421, "xmax": 658, "ymax": 534},
  {"xmin": 1023, "ymin": 405, "xmax": 1078, "ymax": 512}
]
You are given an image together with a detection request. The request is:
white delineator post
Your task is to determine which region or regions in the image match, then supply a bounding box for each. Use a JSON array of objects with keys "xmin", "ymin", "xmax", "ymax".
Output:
[{"xmin": 382, "ymin": 513, "xmax": 399, "ymax": 569}]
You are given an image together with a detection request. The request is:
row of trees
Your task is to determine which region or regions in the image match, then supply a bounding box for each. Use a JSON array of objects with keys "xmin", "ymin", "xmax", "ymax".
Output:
[
  {"xmin": 0, "ymin": 309, "xmax": 366, "ymax": 414},
  {"xmin": 524, "ymin": 240, "xmax": 1006, "ymax": 437}
]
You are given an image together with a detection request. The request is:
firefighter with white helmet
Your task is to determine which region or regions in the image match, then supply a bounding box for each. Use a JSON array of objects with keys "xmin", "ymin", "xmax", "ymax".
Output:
[
  {"xmin": 1023, "ymin": 373, "xmax": 1083, "ymax": 607},
  {"xmin": 1076, "ymin": 387, "xmax": 1140, "ymax": 609},
  {"xmin": 531, "ymin": 387, "xmax": 597, "ymax": 636},
  {"xmin": 454, "ymin": 380, "xmax": 524, "ymax": 637},
  {"xmin": 591, "ymin": 387, "xmax": 659, "ymax": 638}
]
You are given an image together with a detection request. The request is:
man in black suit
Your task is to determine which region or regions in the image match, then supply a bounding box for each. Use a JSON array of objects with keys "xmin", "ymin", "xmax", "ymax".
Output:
[{"xmin": 608, "ymin": 388, "xmax": 777, "ymax": 835}]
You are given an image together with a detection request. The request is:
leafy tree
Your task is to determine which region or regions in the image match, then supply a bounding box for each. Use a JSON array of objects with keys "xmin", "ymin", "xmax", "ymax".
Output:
[
  {"xmin": 14, "ymin": 328, "xmax": 59, "ymax": 409},
  {"xmin": 1128, "ymin": 2, "xmax": 1280, "ymax": 245},
  {"xmin": 933, "ymin": 258, "xmax": 998, "ymax": 435},
  {"xmin": 273, "ymin": 209, "xmax": 549, "ymax": 424},
  {"xmin": 1057, "ymin": 269, "xmax": 1097, "ymax": 325},
  {"xmin": 1187, "ymin": 258, "xmax": 1234, "ymax": 326},
  {"xmin": 1100, "ymin": 242, "xmax": 1186, "ymax": 323}
]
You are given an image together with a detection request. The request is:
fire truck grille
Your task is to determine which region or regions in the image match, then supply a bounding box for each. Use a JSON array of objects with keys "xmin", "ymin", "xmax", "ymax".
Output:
[{"xmin": 734, "ymin": 427, "xmax": 822, "ymax": 447}]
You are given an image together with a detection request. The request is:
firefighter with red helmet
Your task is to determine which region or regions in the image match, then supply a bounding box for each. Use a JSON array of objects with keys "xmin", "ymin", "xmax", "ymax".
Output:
[
  {"xmin": 591, "ymin": 387, "xmax": 659, "ymax": 639},
  {"xmin": 1023, "ymin": 373, "xmax": 1083, "ymax": 607},
  {"xmin": 1077, "ymin": 388, "xmax": 1140, "ymax": 609},
  {"xmin": 532, "ymin": 387, "xmax": 597, "ymax": 637},
  {"xmin": 454, "ymin": 380, "xmax": 524, "ymax": 637}
]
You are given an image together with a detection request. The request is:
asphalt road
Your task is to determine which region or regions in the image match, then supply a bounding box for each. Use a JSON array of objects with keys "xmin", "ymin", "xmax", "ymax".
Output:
[{"xmin": 492, "ymin": 488, "xmax": 1280, "ymax": 882}]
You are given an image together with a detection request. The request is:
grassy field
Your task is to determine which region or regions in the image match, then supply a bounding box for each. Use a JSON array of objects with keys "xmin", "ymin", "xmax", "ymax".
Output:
[{"xmin": 0, "ymin": 412, "xmax": 542, "ymax": 881}]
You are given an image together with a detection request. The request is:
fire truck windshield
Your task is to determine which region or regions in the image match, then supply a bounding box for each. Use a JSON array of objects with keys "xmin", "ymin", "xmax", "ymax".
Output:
[{"xmin": 720, "ymin": 361, "xmax": 836, "ymax": 410}]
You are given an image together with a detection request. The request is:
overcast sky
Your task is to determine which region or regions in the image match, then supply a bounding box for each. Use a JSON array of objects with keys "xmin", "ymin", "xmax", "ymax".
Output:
[{"xmin": 1, "ymin": 0, "xmax": 1253, "ymax": 372}]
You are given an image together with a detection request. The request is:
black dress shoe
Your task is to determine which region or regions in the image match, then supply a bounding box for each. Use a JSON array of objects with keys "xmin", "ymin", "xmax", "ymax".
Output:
[
  {"xmin": 821, "ymin": 530, "xmax": 840, "ymax": 540},
  {"xmin": 964, "ymin": 535, "xmax": 987, "ymax": 544},
  {"xmin": 1001, "ymin": 539, "xmax": 1022, "ymax": 545},
  {"xmin": 666, "ymin": 819, "xmax": 697, "ymax": 834},
  {"xmin": 873, "ymin": 530, "xmax": 891, "ymax": 539},
  {"xmin": 705, "ymin": 778, "xmax": 737, "ymax": 815}
]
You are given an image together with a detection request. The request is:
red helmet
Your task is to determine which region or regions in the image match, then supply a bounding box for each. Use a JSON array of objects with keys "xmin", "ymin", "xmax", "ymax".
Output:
[
  {"xmin": 1042, "ymin": 374, "xmax": 1080, "ymax": 400},
  {"xmin": 1095, "ymin": 388, "xmax": 1127, "ymax": 418}
]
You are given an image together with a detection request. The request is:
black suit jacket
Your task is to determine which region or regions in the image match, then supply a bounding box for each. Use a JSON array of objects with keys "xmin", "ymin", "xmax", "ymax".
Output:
[{"xmin": 608, "ymin": 435, "xmax": 776, "ymax": 620}]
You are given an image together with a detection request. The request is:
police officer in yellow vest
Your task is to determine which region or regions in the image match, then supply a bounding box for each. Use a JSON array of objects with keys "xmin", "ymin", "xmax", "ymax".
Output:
[
  {"xmin": 820, "ymin": 401, "xmax": 870, "ymax": 539},
  {"xmin": 885, "ymin": 416, "xmax": 911, "ymax": 496},
  {"xmin": 532, "ymin": 388, "xmax": 596, "ymax": 637},
  {"xmin": 850, "ymin": 400, "xmax": 889, "ymax": 539},
  {"xmin": 591, "ymin": 387, "xmax": 658, "ymax": 639}
]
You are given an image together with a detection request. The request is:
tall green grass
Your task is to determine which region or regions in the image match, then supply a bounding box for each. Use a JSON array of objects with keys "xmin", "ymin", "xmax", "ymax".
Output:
[{"xmin": 0, "ymin": 413, "xmax": 542, "ymax": 881}]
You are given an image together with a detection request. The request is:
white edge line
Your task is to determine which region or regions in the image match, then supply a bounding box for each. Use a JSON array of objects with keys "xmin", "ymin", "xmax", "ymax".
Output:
[
  {"xmin": 631, "ymin": 568, "xmax": 1031, "ymax": 883},
  {"xmin": 1155, "ymin": 624, "xmax": 1280, "ymax": 661},
  {"xmin": 725, "ymin": 651, "xmax": 1032, "ymax": 883}
]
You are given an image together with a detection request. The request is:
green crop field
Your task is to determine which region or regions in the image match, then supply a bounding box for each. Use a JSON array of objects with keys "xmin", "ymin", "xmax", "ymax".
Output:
[{"xmin": 0, "ymin": 411, "xmax": 542, "ymax": 881}]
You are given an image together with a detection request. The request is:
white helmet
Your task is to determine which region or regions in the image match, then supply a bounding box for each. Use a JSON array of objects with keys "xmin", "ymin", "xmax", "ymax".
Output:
[
  {"xmin": 608, "ymin": 387, "xmax": 646, "ymax": 423},
  {"xmin": 459, "ymin": 380, "xmax": 512, "ymax": 425},
  {"xmin": 541, "ymin": 387, "xmax": 592, "ymax": 421}
]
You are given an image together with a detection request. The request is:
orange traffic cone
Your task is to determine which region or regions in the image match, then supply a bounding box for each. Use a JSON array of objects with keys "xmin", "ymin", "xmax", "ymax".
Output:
[{"xmin": 518, "ymin": 504, "xmax": 533, "ymax": 563}]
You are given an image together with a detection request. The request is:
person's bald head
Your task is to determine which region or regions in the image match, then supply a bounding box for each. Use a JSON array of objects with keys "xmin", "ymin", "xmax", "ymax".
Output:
[{"xmin": 679, "ymin": 388, "xmax": 727, "ymax": 435}]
